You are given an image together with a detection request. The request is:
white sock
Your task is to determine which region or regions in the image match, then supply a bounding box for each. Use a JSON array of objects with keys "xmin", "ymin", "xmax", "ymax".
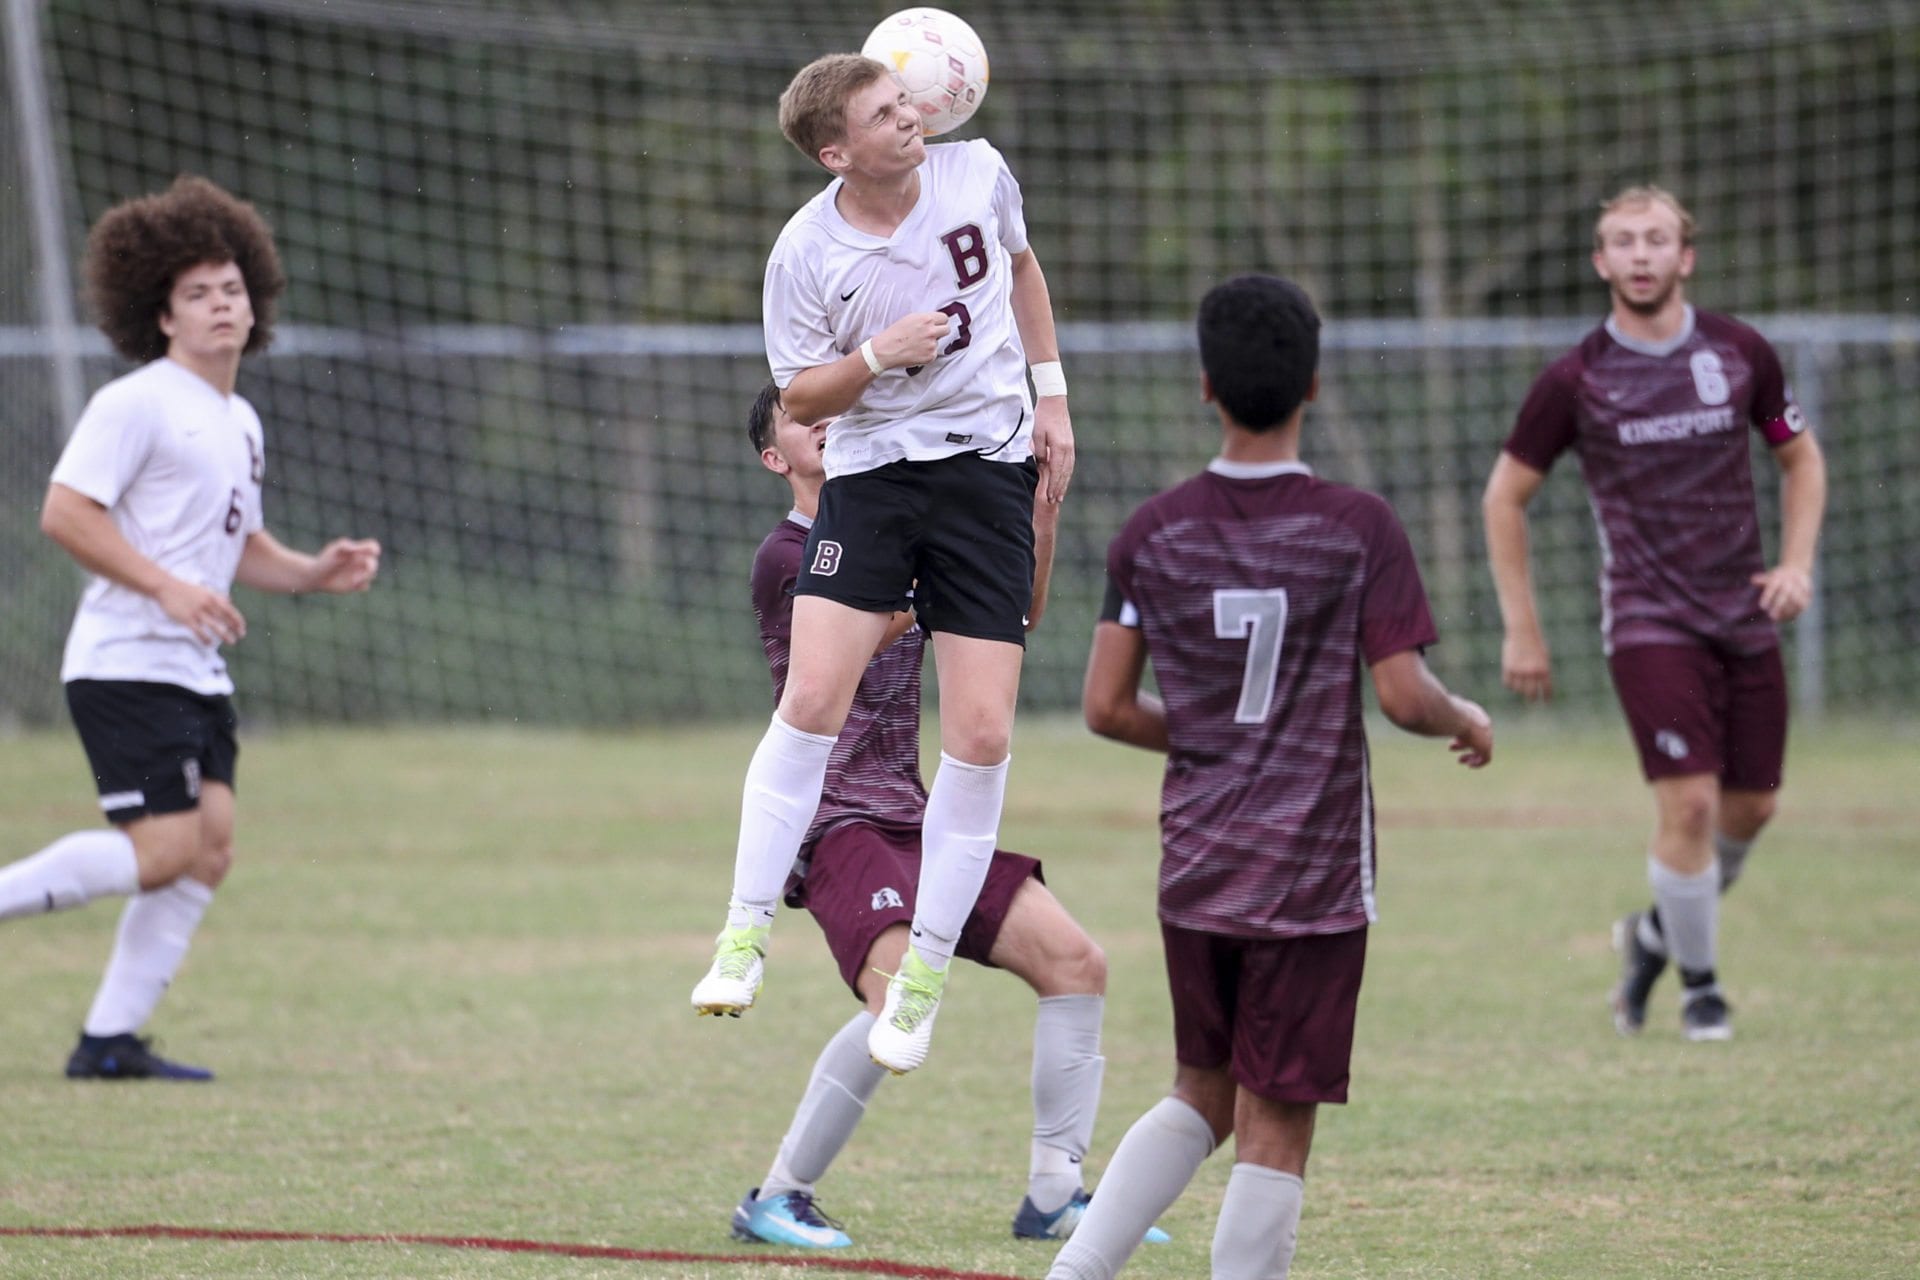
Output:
[
  {"xmin": 910, "ymin": 752, "xmax": 1009, "ymax": 967},
  {"xmin": 729, "ymin": 713, "xmax": 836, "ymax": 930},
  {"xmin": 1212, "ymin": 1164, "xmax": 1304, "ymax": 1280},
  {"xmin": 761, "ymin": 1012, "xmax": 886, "ymax": 1197},
  {"xmin": 1648, "ymin": 855, "xmax": 1719, "ymax": 975},
  {"xmin": 1030, "ymin": 994, "xmax": 1105, "ymax": 1213},
  {"xmin": 83, "ymin": 877, "xmax": 214, "ymax": 1036},
  {"xmin": 0, "ymin": 830, "xmax": 140, "ymax": 921},
  {"xmin": 1047, "ymin": 1096, "xmax": 1216, "ymax": 1280}
]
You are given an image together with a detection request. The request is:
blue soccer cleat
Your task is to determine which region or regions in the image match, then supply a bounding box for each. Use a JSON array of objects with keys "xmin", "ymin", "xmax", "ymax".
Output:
[
  {"xmin": 64, "ymin": 1032, "xmax": 213, "ymax": 1082},
  {"xmin": 730, "ymin": 1186, "xmax": 852, "ymax": 1249},
  {"xmin": 1013, "ymin": 1188, "xmax": 1170, "ymax": 1244}
]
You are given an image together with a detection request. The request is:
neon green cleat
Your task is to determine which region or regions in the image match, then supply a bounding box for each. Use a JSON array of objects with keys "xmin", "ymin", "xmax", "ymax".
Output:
[
  {"xmin": 691, "ymin": 924, "xmax": 769, "ymax": 1017},
  {"xmin": 867, "ymin": 947, "xmax": 949, "ymax": 1074}
]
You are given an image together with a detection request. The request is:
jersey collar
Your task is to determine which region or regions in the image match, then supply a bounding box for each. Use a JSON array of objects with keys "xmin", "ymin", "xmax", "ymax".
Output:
[
  {"xmin": 1207, "ymin": 458, "xmax": 1314, "ymax": 480},
  {"xmin": 1605, "ymin": 304, "xmax": 1696, "ymax": 357},
  {"xmin": 787, "ymin": 509, "xmax": 814, "ymax": 529}
]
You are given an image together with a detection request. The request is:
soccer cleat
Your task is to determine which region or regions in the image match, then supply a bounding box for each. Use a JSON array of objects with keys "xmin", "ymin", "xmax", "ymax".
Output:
[
  {"xmin": 1681, "ymin": 988, "xmax": 1734, "ymax": 1042},
  {"xmin": 1610, "ymin": 911, "xmax": 1668, "ymax": 1036},
  {"xmin": 64, "ymin": 1032, "xmax": 213, "ymax": 1082},
  {"xmin": 867, "ymin": 948, "xmax": 948, "ymax": 1075},
  {"xmin": 1012, "ymin": 1188, "xmax": 1171, "ymax": 1244},
  {"xmin": 730, "ymin": 1186, "xmax": 852, "ymax": 1249},
  {"xmin": 691, "ymin": 924, "xmax": 769, "ymax": 1016}
]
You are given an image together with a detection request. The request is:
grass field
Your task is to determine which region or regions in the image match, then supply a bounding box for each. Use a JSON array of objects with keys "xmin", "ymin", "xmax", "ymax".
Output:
[{"xmin": 1, "ymin": 716, "xmax": 1915, "ymax": 1279}]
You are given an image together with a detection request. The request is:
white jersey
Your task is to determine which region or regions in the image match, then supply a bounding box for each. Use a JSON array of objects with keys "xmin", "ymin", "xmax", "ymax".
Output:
[
  {"xmin": 50, "ymin": 357, "xmax": 266, "ymax": 696},
  {"xmin": 764, "ymin": 138, "xmax": 1034, "ymax": 478}
]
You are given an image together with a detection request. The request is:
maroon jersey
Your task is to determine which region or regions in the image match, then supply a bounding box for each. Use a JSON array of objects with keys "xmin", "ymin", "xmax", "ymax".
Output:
[
  {"xmin": 1102, "ymin": 461, "xmax": 1439, "ymax": 939},
  {"xmin": 1504, "ymin": 308, "xmax": 1807, "ymax": 656},
  {"xmin": 752, "ymin": 513, "xmax": 927, "ymax": 853}
]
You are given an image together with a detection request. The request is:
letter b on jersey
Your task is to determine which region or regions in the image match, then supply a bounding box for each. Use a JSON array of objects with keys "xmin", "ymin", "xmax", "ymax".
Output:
[
  {"xmin": 941, "ymin": 223, "xmax": 987, "ymax": 288},
  {"xmin": 810, "ymin": 540, "xmax": 844, "ymax": 577}
]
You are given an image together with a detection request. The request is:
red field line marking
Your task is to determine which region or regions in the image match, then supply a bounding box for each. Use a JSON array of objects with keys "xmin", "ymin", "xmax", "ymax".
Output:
[{"xmin": 0, "ymin": 1224, "xmax": 1027, "ymax": 1279}]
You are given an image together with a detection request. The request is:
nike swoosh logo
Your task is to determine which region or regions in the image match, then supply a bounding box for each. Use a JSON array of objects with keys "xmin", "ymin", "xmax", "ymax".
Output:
[{"xmin": 841, "ymin": 287, "xmax": 860, "ymax": 301}]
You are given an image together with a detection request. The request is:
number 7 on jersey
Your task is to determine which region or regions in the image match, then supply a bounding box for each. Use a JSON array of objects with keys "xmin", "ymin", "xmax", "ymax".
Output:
[{"xmin": 1214, "ymin": 588, "xmax": 1289, "ymax": 724}]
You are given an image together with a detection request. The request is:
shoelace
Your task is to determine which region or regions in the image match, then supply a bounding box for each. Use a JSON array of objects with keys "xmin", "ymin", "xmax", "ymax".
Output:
[
  {"xmin": 715, "ymin": 942, "xmax": 761, "ymax": 980},
  {"xmin": 783, "ymin": 1192, "xmax": 844, "ymax": 1231},
  {"xmin": 882, "ymin": 969, "xmax": 941, "ymax": 1031}
]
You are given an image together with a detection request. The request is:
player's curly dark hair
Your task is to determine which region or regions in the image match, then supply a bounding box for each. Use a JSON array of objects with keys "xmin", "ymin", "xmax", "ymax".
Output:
[
  {"xmin": 1198, "ymin": 274, "xmax": 1321, "ymax": 432},
  {"xmin": 747, "ymin": 380, "xmax": 784, "ymax": 454},
  {"xmin": 84, "ymin": 175, "xmax": 286, "ymax": 363}
]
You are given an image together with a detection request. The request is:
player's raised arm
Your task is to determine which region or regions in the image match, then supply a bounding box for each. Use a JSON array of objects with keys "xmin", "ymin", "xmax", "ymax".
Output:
[
  {"xmin": 1481, "ymin": 451, "xmax": 1552, "ymax": 701},
  {"xmin": 782, "ymin": 310, "xmax": 953, "ymax": 426}
]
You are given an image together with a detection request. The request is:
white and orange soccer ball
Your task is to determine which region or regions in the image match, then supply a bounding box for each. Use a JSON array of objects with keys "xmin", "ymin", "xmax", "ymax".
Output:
[{"xmin": 861, "ymin": 7, "xmax": 990, "ymax": 137}]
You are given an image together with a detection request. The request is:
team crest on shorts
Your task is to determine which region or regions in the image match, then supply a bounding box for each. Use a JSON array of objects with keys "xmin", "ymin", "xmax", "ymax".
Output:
[
  {"xmin": 1655, "ymin": 730, "xmax": 1689, "ymax": 761},
  {"xmin": 871, "ymin": 886, "xmax": 905, "ymax": 910},
  {"xmin": 182, "ymin": 757, "xmax": 202, "ymax": 800}
]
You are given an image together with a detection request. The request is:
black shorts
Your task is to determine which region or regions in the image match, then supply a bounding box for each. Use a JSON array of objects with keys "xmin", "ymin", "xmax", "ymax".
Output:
[
  {"xmin": 65, "ymin": 680, "xmax": 239, "ymax": 824},
  {"xmin": 796, "ymin": 452, "xmax": 1038, "ymax": 646}
]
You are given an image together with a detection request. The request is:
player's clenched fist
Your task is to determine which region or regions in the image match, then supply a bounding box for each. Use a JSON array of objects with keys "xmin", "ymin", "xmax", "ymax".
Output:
[{"xmin": 867, "ymin": 312, "xmax": 952, "ymax": 371}]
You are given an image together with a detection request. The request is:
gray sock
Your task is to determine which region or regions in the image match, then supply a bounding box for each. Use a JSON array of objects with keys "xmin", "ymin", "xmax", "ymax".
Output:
[
  {"xmin": 1030, "ymin": 994, "xmax": 1105, "ymax": 1213},
  {"xmin": 761, "ymin": 1012, "xmax": 885, "ymax": 1196},
  {"xmin": 1714, "ymin": 832, "xmax": 1755, "ymax": 892},
  {"xmin": 1648, "ymin": 855, "xmax": 1719, "ymax": 975},
  {"xmin": 1212, "ymin": 1164, "xmax": 1304, "ymax": 1280},
  {"xmin": 1047, "ymin": 1096, "xmax": 1216, "ymax": 1280}
]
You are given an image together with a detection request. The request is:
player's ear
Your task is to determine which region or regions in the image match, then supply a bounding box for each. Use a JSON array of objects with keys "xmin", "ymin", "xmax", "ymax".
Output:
[
  {"xmin": 1591, "ymin": 249, "xmax": 1609, "ymax": 282},
  {"xmin": 818, "ymin": 139, "xmax": 850, "ymax": 175},
  {"xmin": 761, "ymin": 446, "xmax": 789, "ymax": 477},
  {"xmin": 1304, "ymin": 371, "xmax": 1321, "ymax": 403},
  {"xmin": 1199, "ymin": 370, "xmax": 1215, "ymax": 404},
  {"xmin": 1678, "ymin": 244, "xmax": 1696, "ymax": 279}
]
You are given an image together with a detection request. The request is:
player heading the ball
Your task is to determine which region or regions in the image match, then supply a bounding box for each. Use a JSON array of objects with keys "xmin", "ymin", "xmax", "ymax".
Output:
[{"xmin": 689, "ymin": 41, "xmax": 1073, "ymax": 1081}]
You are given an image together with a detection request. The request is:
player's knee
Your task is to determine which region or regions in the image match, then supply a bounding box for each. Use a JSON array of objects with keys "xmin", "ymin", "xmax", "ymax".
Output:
[
  {"xmin": 194, "ymin": 841, "xmax": 235, "ymax": 888},
  {"xmin": 1662, "ymin": 785, "xmax": 1717, "ymax": 842},
  {"xmin": 943, "ymin": 724, "xmax": 1011, "ymax": 765},
  {"xmin": 133, "ymin": 843, "xmax": 193, "ymax": 890},
  {"xmin": 1726, "ymin": 792, "xmax": 1777, "ymax": 835},
  {"xmin": 1050, "ymin": 933, "xmax": 1107, "ymax": 995}
]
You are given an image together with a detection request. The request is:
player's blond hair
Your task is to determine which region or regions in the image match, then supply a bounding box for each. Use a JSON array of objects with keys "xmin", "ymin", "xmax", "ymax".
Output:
[
  {"xmin": 778, "ymin": 53, "xmax": 890, "ymax": 168},
  {"xmin": 1594, "ymin": 185, "xmax": 1696, "ymax": 250}
]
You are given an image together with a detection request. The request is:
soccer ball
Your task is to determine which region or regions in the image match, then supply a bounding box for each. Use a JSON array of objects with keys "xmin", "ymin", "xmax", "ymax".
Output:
[{"xmin": 861, "ymin": 8, "xmax": 990, "ymax": 137}]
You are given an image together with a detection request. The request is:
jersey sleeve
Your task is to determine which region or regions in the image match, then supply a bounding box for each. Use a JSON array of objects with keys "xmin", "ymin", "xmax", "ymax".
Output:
[
  {"xmin": 983, "ymin": 141, "xmax": 1030, "ymax": 256},
  {"xmin": 1501, "ymin": 356, "xmax": 1580, "ymax": 473},
  {"xmin": 1099, "ymin": 507, "xmax": 1152, "ymax": 626},
  {"xmin": 49, "ymin": 383, "xmax": 154, "ymax": 508},
  {"xmin": 1741, "ymin": 328, "xmax": 1809, "ymax": 447},
  {"xmin": 763, "ymin": 254, "xmax": 839, "ymax": 389},
  {"xmin": 750, "ymin": 527, "xmax": 804, "ymax": 644},
  {"xmin": 242, "ymin": 410, "xmax": 266, "ymax": 536},
  {"xmin": 1357, "ymin": 496, "xmax": 1439, "ymax": 665}
]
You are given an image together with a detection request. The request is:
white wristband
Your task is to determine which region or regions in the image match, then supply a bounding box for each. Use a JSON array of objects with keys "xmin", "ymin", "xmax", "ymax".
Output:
[
  {"xmin": 859, "ymin": 339, "xmax": 886, "ymax": 377},
  {"xmin": 1029, "ymin": 360, "xmax": 1067, "ymax": 398}
]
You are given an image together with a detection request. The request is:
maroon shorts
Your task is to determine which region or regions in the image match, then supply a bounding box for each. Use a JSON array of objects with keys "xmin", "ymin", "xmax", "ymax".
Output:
[
  {"xmin": 786, "ymin": 820, "xmax": 1043, "ymax": 998},
  {"xmin": 1162, "ymin": 922, "xmax": 1367, "ymax": 1105},
  {"xmin": 1607, "ymin": 643, "xmax": 1787, "ymax": 789}
]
